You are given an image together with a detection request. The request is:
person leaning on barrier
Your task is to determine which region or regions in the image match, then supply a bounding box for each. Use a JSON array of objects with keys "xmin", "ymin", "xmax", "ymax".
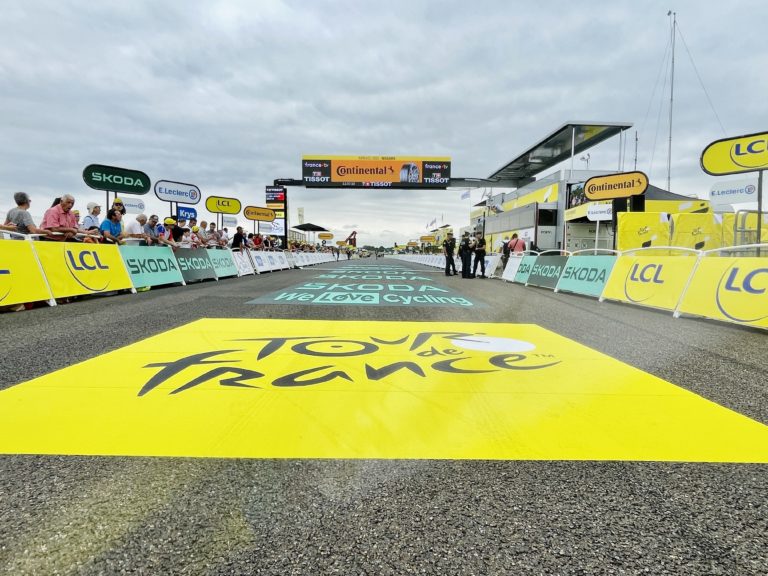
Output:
[
  {"xmin": 81, "ymin": 202, "xmax": 101, "ymax": 230},
  {"xmin": 508, "ymin": 233, "xmax": 526, "ymax": 254},
  {"xmin": 3, "ymin": 192, "xmax": 50, "ymax": 237},
  {"xmin": 125, "ymin": 214, "xmax": 154, "ymax": 246},
  {"xmin": 99, "ymin": 208, "xmax": 126, "ymax": 245},
  {"xmin": 231, "ymin": 226, "xmax": 245, "ymax": 251},
  {"xmin": 41, "ymin": 194, "xmax": 83, "ymax": 241}
]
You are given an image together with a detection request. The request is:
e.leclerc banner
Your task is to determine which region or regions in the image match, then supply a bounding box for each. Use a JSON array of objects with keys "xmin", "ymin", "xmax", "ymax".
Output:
[
  {"xmin": 678, "ymin": 257, "xmax": 768, "ymax": 329},
  {"xmin": 208, "ymin": 250, "xmax": 239, "ymax": 278},
  {"xmin": 513, "ymin": 255, "xmax": 539, "ymax": 284},
  {"xmin": 119, "ymin": 245, "xmax": 185, "ymax": 288},
  {"xmin": 154, "ymin": 180, "xmax": 202, "ymax": 205},
  {"xmin": 555, "ymin": 255, "xmax": 617, "ymax": 298},
  {"xmin": 174, "ymin": 248, "xmax": 217, "ymax": 282},
  {"xmin": 526, "ymin": 256, "xmax": 569, "ymax": 289}
]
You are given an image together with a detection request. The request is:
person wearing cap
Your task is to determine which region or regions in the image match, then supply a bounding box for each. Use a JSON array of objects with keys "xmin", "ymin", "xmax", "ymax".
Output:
[
  {"xmin": 81, "ymin": 202, "xmax": 101, "ymax": 230},
  {"xmin": 459, "ymin": 231, "xmax": 472, "ymax": 278},
  {"xmin": 169, "ymin": 216, "xmax": 187, "ymax": 243},
  {"xmin": 442, "ymin": 232, "xmax": 457, "ymax": 276}
]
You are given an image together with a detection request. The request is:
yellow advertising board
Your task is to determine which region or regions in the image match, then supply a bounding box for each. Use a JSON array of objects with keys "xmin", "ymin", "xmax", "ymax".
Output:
[
  {"xmin": 1, "ymin": 319, "xmax": 767, "ymax": 462},
  {"xmin": 720, "ymin": 213, "xmax": 768, "ymax": 246},
  {"xmin": 670, "ymin": 213, "xmax": 723, "ymax": 251},
  {"xmin": 701, "ymin": 131, "xmax": 768, "ymax": 175},
  {"xmin": 407, "ymin": 241, "xmax": 419, "ymax": 247},
  {"xmin": 646, "ymin": 198, "xmax": 711, "ymax": 214},
  {"xmin": 602, "ymin": 255, "xmax": 698, "ymax": 311},
  {"xmin": 0, "ymin": 240, "xmax": 53, "ymax": 306},
  {"xmin": 502, "ymin": 183, "xmax": 559, "ymax": 211},
  {"xmin": 336, "ymin": 241, "xmax": 347, "ymax": 246},
  {"xmin": 318, "ymin": 232, "xmax": 334, "ymax": 240},
  {"xmin": 678, "ymin": 257, "xmax": 768, "ymax": 329},
  {"xmin": 33, "ymin": 243, "xmax": 133, "ymax": 298},
  {"xmin": 243, "ymin": 206, "xmax": 275, "ymax": 222},
  {"xmin": 584, "ymin": 171, "xmax": 648, "ymax": 201},
  {"xmin": 205, "ymin": 196, "xmax": 242, "ymax": 215},
  {"xmin": 617, "ymin": 212, "xmax": 671, "ymax": 252},
  {"xmin": 302, "ymin": 155, "xmax": 451, "ymax": 188},
  {"xmin": 420, "ymin": 235, "xmax": 436, "ymax": 243}
]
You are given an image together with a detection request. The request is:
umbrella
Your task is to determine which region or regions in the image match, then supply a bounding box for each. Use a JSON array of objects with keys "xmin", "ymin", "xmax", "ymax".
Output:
[{"xmin": 292, "ymin": 223, "xmax": 328, "ymax": 232}]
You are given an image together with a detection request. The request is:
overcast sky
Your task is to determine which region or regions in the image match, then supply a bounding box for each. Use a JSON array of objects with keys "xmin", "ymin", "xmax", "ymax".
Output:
[{"xmin": 2, "ymin": 0, "xmax": 767, "ymax": 247}]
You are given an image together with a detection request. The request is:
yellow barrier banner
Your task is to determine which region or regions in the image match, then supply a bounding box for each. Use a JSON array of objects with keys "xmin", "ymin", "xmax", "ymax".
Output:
[
  {"xmin": 617, "ymin": 212, "xmax": 671, "ymax": 252},
  {"xmin": 679, "ymin": 258, "xmax": 768, "ymax": 329},
  {"xmin": 603, "ymin": 255, "xmax": 698, "ymax": 311},
  {"xmin": 0, "ymin": 240, "xmax": 52, "ymax": 306},
  {"xmin": 34, "ymin": 243, "xmax": 133, "ymax": 298},
  {"xmin": 721, "ymin": 213, "xmax": 768, "ymax": 246},
  {"xmin": 1, "ymin": 318, "xmax": 767, "ymax": 462},
  {"xmin": 670, "ymin": 213, "xmax": 723, "ymax": 251}
]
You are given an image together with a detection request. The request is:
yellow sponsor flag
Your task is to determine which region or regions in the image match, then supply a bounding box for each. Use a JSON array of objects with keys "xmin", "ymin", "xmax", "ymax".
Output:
[
  {"xmin": 602, "ymin": 255, "xmax": 698, "ymax": 311},
  {"xmin": 617, "ymin": 212, "xmax": 671, "ymax": 252},
  {"xmin": 678, "ymin": 257, "xmax": 768, "ymax": 329},
  {"xmin": 1, "ymin": 319, "xmax": 767, "ymax": 462},
  {"xmin": 34, "ymin": 243, "xmax": 133, "ymax": 298},
  {"xmin": 670, "ymin": 213, "xmax": 723, "ymax": 251},
  {"xmin": 0, "ymin": 240, "xmax": 53, "ymax": 306}
]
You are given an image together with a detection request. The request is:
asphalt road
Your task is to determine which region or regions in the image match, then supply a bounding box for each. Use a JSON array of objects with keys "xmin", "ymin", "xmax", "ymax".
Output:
[{"xmin": 0, "ymin": 258, "xmax": 766, "ymax": 575}]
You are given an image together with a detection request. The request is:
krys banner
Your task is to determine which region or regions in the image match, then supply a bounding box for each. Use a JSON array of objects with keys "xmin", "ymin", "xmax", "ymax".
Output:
[{"xmin": 302, "ymin": 156, "xmax": 452, "ymax": 188}]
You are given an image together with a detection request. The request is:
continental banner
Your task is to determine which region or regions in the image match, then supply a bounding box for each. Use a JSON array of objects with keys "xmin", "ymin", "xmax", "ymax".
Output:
[
  {"xmin": 34, "ymin": 243, "xmax": 133, "ymax": 298},
  {"xmin": 174, "ymin": 248, "xmax": 217, "ymax": 283},
  {"xmin": 302, "ymin": 156, "xmax": 451, "ymax": 188},
  {"xmin": 513, "ymin": 255, "xmax": 539, "ymax": 284},
  {"xmin": 602, "ymin": 255, "xmax": 698, "ymax": 311},
  {"xmin": 678, "ymin": 257, "xmax": 768, "ymax": 329},
  {"xmin": 208, "ymin": 250, "xmax": 239, "ymax": 279},
  {"xmin": 119, "ymin": 245, "xmax": 184, "ymax": 288},
  {"xmin": 617, "ymin": 212, "xmax": 671, "ymax": 252},
  {"xmin": 501, "ymin": 255, "xmax": 525, "ymax": 282},
  {"xmin": 0, "ymin": 240, "xmax": 53, "ymax": 306},
  {"xmin": 526, "ymin": 256, "xmax": 568, "ymax": 289},
  {"xmin": 556, "ymin": 255, "xmax": 617, "ymax": 298},
  {"xmin": 670, "ymin": 213, "xmax": 723, "ymax": 251}
]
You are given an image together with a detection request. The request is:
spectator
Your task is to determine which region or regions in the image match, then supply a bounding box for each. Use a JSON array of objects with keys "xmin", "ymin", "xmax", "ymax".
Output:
[
  {"xmin": 246, "ymin": 233, "xmax": 256, "ymax": 249},
  {"xmin": 125, "ymin": 214, "xmax": 154, "ymax": 245},
  {"xmin": 41, "ymin": 194, "xmax": 80, "ymax": 241},
  {"xmin": 253, "ymin": 233, "xmax": 263, "ymax": 250},
  {"xmin": 231, "ymin": 226, "xmax": 245, "ymax": 251},
  {"xmin": 170, "ymin": 217, "xmax": 186, "ymax": 243},
  {"xmin": 111, "ymin": 198, "xmax": 127, "ymax": 216},
  {"xmin": 220, "ymin": 227, "xmax": 230, "ymax": 246},
  {"xmin": 81, "ymin": 202, "xmax": 101, "ymax": 230},
  {"xmin": 99, "ymin": 208, "xmax": 126, "ymax": 244},
  {"xmin": 144, "ymin": 215, "xmax": 172, "ymax": 247},
  {"xmin": 208, "ymin": 222, "xmax": 225, "ymax": 247},
  {"xmin": 508, "ymin": 233, "xmax": 526, "ymax": 254},
  {"xmin": 3, "ymin": 192, "xmax": 50, "ymax": 237}
]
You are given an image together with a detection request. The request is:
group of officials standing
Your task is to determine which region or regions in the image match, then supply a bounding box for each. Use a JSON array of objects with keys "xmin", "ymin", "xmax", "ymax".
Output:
[{"xmin": 442, "ymin": 231, "xmax": 487, "ymax": 278}]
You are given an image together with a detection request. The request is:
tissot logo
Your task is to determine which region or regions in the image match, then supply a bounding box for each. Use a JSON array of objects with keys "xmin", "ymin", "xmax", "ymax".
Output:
[
  {"xmin": 64, "ymin": 248, "xmax": 111, "ymax": 292},
  {"xmin": 716, "ymin": 265, "xmax": 768, "ymax": 322}
]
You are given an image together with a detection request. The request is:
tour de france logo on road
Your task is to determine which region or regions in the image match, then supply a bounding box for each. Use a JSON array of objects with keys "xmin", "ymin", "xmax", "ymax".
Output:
[
  {"xmin": 137, "ymin": 327, "xmax": 560, "ymax": 397},
  {"xmin": 64, "ymin": 246, "xmax": 111, "ymax": 292},
  {"xmin": 716, "ymin": 263, "xmax": 768, "ymax": 323}
]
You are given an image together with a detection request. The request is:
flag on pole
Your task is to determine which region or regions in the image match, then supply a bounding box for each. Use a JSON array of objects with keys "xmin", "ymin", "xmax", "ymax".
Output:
[{"xmin": 460, "ymin": 189, "xmax": 470, "ymax": 200}]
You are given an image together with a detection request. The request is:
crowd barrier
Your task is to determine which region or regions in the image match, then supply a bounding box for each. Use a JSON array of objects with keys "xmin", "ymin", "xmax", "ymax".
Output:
[
  {"xmin": 0, "ymin": 235, "xmax": 336, "ymax": 308},
  {"xmin": 392, "ymin": 252, "xmax": 503, "ymax": 277},
  {"xmin": 395, "ymin": 245, "xmax": 768, "ymax": 331}
]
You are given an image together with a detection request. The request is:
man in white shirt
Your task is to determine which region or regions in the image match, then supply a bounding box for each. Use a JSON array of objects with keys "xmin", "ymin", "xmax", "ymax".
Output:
[{"xmin": 125, "ymin": 214, "xmax": 154, "ymax": 246}]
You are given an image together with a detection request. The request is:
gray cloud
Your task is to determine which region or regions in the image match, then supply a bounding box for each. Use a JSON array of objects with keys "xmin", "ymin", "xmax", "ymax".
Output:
[{"xmin": 2, "ymin": 0, "xmax": 767, "ymax": 245}]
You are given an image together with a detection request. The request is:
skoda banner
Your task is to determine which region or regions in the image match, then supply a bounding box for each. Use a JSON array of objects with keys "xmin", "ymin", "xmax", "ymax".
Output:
[
  {"xmin": 174, "ymin": 248, "xmax": 217, "ymax": 283},
  {"xmin": 208, "ymin": 250, "xmax": 239, "ymax": 279},
  {"xmin": 526, "ymin": 256, "xmax": 569, "ymax": 289},
  {"xmin": 154, "ymin": 180, "xmax": 202, "ymax": 205},
  {"xmin": 555, "ymin": 255, "xmax": 617, "ymax": 298},
  {"xmin": 119, "ymin": 245, "xmax": 185, "ymax": 288},
  {"xmin": 83, "ymin": 164, "xmax": 151, "ymax": 195},
  {"xmin": 513, "ymin": 255, "xmax": 539, "ymax": 284}
]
